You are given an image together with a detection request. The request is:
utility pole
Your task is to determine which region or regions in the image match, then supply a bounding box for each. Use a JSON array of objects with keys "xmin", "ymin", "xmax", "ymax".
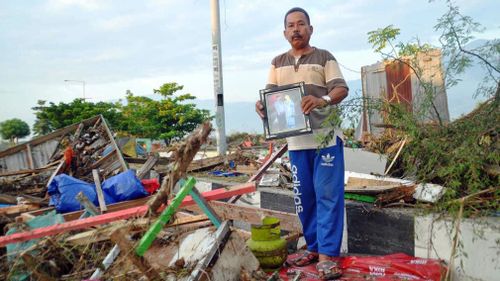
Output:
[{"xmin": 210, "ymin": 0, "xmax": 227, "ymax": 156}]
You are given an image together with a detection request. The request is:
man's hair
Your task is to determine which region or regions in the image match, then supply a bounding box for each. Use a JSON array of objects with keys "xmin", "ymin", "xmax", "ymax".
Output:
[{"xmin": 284, "ymin": 7, "xmax": 310, "ymax": 27}]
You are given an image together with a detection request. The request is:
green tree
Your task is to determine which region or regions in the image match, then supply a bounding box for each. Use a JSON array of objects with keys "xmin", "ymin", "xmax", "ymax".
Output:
[
  {"xmin": 32, "ymin": 99, "xmax": 123, "ymax": 135},
  {"xmin": 119, "ymin": 83, "xmax": 211, "ymax": 145},
  {"xmin": 31, "ymin": 83, "xmax": 211, "ymax": 144},
  {"xmin": 0, "ymin": 118, "xmax": 30, "ymax": 144},
  {"xmin": 434, "ymin": 0, "xmax": 499, "ymax": 99}
]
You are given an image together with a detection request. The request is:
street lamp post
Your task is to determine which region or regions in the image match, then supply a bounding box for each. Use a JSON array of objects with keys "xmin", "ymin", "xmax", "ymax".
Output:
[{"xmin": 64, "ymin": 79, "xmax": 86, "ymax": 100}]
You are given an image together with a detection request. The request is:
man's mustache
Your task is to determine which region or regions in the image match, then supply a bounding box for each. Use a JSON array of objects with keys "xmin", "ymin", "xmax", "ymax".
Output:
[{"xmin": 292, "ymin": 33, "xmax": 303, "ymax": 39}]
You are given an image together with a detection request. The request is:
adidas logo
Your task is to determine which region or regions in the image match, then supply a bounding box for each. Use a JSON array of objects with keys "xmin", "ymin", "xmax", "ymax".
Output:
[{"xmin": 321, "ymin": 153, "xmax": 334, "ymax": 167}]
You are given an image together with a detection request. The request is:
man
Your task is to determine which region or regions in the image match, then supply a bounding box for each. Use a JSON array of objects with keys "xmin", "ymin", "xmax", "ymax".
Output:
[{"xmin": 256, "ymin": 7, "xmax": 348, "ymax": 280}]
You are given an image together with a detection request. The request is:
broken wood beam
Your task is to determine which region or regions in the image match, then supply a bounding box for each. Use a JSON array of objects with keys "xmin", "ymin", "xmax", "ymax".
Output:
[
  {"xmin": 248, "ymin": 144, "xmax": 288, "ymax": 183},
  {"xmin": 228, "ymin": 143, "xmax": 288, "ymax": 204},
  {"xmin": 109, "ymin": 227, "xmax": 162, "ymax": 281},
  {"xmin": 0, "ymin": 204, "xmax": 40, "ymax": 216},
  {"xmin": 0, "ymin": 164, "xmax": 59, "ymax": 177},
  {"xmin": 76, "ymin": 191, "xmax": 100, "ymax": 217},
  {"xmin": 66, "ymin": 214, "xmax": 209, "ymax": 246},
  {"xmin": 25, "ymin": 143, "xmax": 35, "ymax": 170},
  {"xmin": 92, "ymin": 169, "xmax": 107, "ymax": 212},
  {"xmin": 345, "ymin": 184, "xmax": 409, "ymax": 194},
  {"xmin": 187, "ymin": 155, "xmax": 225, "ymax": 172},
  {"xmin": 183, "ymin": 200, "xmax": 302, "ymax": 233},
  {"xmin": 0, "ymin": 181, "xmax": 255, "ymax": 246},
  {"xmin": 125, "ymin": 156, "xmax": 171, "ymax": 165},
  {"xmin": 99, "ymin": 116, "xmax": 129, "ymax": 171},
  {"xmin": 0, "ymin": 194, "xmax": 18, "ymax": 205},
  {"xmin": 136, "ymin": 153, "xmax": 159, "ymax": 180},
  {"xmin": 384, "ymin": 137, "xmax": 407, "ymax": 175},
  {"xmin": 45, "ymin": 160, "xmax": 65, "ymax": 188},
  {"xmin": 148, "ymin": 121, "xmax": 212, "ymax": 213}
]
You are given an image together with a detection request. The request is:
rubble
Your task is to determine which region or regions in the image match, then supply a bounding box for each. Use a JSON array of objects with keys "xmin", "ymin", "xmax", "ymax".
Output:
[{"xmin": 0, "ymin": 114, "xmax": 467, "ymax": 281}]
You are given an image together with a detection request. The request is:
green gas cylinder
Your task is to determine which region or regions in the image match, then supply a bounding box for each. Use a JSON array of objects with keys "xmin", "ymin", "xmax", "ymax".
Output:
[{"xmin": 246, "ymin": 217, "xmax": 287, "ymax": 271}]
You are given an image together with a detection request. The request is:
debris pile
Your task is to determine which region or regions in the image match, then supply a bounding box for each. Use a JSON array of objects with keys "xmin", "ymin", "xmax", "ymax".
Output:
[{"xmin": 0, "ymin": 115, "xmax": 453, "ymax": 280}]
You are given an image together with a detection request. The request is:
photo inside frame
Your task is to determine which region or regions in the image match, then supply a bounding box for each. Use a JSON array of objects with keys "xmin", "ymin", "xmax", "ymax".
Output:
[{"xmin": 264, "ymin": 87, "xmax": 307, "ymax": 135}]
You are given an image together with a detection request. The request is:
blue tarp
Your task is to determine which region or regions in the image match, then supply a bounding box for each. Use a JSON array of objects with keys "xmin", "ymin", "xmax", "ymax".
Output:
[
  {"xmin": 49, "ymin": 170, "xmax": 148, "ymax": 213},
  {"xmin": 101, "ymin": 169, "xmax": 148, "ymax": 202}
]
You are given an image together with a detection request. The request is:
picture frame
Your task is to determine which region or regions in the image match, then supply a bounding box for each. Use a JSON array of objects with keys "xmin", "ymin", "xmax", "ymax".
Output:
[{"xmin": 260, "ymin": 82, "xmax": 312, "ymax": 140}]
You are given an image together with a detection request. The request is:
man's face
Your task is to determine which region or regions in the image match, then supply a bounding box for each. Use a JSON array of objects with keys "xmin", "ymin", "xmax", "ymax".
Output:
[{"xmin": 284, "ymin": 11, "xmax": 313, "ymax": 50}]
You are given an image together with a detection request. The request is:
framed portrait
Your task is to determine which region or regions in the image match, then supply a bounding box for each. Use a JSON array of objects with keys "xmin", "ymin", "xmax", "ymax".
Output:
[{"xmin": 260, "ymin": 82, "xmax": 312, "ymax": 140}]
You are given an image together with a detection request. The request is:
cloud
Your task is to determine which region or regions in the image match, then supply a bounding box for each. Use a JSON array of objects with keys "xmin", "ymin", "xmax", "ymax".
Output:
[
  {"xmin": 94, "ymin": 14, "xmax": 145, "ymax": 31},
  {"xmin": 45, "ymin": 0, "xmax": 105, "ymax": 11},
  {"xmin": 69, "ymin": 48, "xmax": 131, "ymax": 63}
]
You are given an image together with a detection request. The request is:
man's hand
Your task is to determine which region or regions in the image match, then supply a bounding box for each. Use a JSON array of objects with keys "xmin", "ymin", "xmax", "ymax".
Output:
[
  {"xmin": 301, "ymin": 95, "xmax": 327, "ymax": 114},
  {"xmin": 255, "ymin": 100, "xmax": 266, "ymax": 118}
]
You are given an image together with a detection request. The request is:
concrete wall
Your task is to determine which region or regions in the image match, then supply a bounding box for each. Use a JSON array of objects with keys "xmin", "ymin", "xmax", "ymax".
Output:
[{"xmin": 415, "ymin": 214, "xmax": 500, "ymax": 281}]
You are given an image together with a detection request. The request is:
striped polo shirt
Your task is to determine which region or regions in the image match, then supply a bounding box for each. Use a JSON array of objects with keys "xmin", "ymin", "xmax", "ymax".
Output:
[{"xmin": 266, "ymin": 47, "xmax": 348, "ymax": 150}]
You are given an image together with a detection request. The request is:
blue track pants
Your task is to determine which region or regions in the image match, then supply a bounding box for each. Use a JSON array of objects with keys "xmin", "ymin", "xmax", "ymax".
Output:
[{"xmin": 289, "ymin": 137, "xmax": 345, "ymax": 256}]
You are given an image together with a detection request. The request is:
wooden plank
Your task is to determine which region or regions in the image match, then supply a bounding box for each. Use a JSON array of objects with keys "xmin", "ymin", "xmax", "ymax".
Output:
[
  {"xmin": 25, "ymin": 144, "xmax": 35, "ymax": 170},
  {"xmin": 89, "ymin": 149, "xmax": 116, "ymax": 170},
  {"xmin": 125, "ymin": 157, "xmax": 171, "ymax": 165},
  {"xmin": 93, "ymin": 169, "xmax": 107, "ymax": 212},
  {"xmin": 99, "ymin": 115, "xmax": 128, "ymax": 171},
  {"xmin": 0, "ymin": 164, "xmax": 58, "ymax": 177},
  {"xmin": 72, "ymin": 123, "xmax": 84, "ymax": 143},
  {"xmin": 0, "ymin": 182, "xmax": 256, "ymax": 246},
  {"xmin": 0, "ymin": 204, "xmax": 39, "ymax": 216},
  {"xmin": 20, "ymin": 213, "xmax": 36, "ymax": 222},
  {"xmin": 248, "ymin": 144, "xmax": 288, "ymax": 183},
  {"xmin": 136, "ymin": 153, "xmax": 159, "ymax": 180},
  {"xmin": 347, "ymin": 177, "xmax": 398, "ymax": 187},
  {"xmin": 235, "ymin": 165, "xmax": 258, "ymax": 175},
  {"xmin": 0, "ymin": 194, "xmax": 18, "ymax": 205},
  {"xmin": 66, "ymin": 215, "xmax": 209, "ymax": 246},
  {"xmin": 228, "ymin": 143, "xmax": 288, "ymax": 204},
  {"xmin": 345, "ymin": 184, "xmax": 405, "ymax": 194},
  {"xmin": 187, "ymin": 155, "xmax": 224, "ymax": 172},
  {"xmin": 75, "ymin": 192, "xmax": 100, "ymax": 216},
  {"xmin": 183, "ymin": 200, "xmax": 302, "ymax": 233},
  {"xmin": 45, "ymin": 160, "xmax": 65, "ymax": 188}
]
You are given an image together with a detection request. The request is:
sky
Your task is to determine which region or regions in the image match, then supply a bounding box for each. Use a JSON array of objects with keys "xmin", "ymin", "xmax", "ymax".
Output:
[{"xmin": 0, "ymin": 0, "xmax": 499, "ymax": 132}]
